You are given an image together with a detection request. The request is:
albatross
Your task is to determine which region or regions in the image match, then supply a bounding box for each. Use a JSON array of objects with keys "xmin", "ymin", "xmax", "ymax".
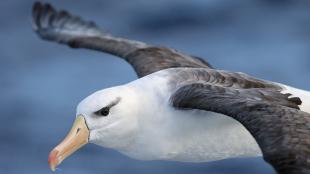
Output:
[{"xmin": 32, "ymin": 2, "xmax": 310, "ymax": 174}]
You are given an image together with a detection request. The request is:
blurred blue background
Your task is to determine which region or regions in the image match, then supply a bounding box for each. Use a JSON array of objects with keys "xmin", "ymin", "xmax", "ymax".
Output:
[{"xmin": 1, "ymin": 0, "xmax": 309, "ymax": 174}]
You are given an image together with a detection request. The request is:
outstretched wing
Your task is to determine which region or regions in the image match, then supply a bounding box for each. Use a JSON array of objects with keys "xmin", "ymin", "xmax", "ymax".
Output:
[
  {"xmin": 32, "ymin": 2, "xmax": 213, "ymax": 78},
  {"xmin": 171, "ymin": 83, "xmax": 310, "ymax": 174}
]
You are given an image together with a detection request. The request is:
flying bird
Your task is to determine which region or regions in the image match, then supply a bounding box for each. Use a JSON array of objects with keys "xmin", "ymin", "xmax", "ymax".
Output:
[{"xmin": 32, "ymin": 2, "xmax": 310, "ymax": 174}]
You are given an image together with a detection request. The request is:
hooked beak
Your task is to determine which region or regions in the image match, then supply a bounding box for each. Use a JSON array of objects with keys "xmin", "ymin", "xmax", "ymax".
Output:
[{"xmin": 48, "ymin": 115, "xmax": 89, "ymax": 171}]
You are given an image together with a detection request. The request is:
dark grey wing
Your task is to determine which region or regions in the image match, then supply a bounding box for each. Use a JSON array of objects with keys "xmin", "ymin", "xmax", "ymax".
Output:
[
  {"xmin": 171, "ymin": 83, "xmax": 310, "ymax": 174},
  {"xmin": 32, "ymin": 2, "xmax": 212, "ymax": 78},
  {"xmin": 168, "ymin": 68, "xmax": 283, "ymax": 91}
]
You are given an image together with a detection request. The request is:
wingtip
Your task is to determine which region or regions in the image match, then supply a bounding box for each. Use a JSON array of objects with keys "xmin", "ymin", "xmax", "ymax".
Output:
[
  {"xmin": 32, "ymin": 2, "xmax": 42, "ymax": 31},
  {"xmin": 32, "ymin": 1, "xmax": 42, "ymax": 9},
  {"xmin": 32, "ymin": 2, "xmax": 47, "ymax": 30},
  {"xmin": 31, "ymin": 1, "xmax": 106, "ymax": 43},
  {"xmin": 32, "ymin": 1, "xmax": 57, "ymax": 31}
]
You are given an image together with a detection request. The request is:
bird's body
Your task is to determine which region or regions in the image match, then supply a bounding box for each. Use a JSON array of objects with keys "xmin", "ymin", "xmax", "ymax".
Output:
[
  {"xmin": 79, "ymin": 68, "xmax": 310, "ymax": 163},
  {"xmin": 32, "ymin": 2, "xmax": 310, "ymax": 173},
  {"xmin": 86, "ymin": 69, "xmax": 261, "ymax": 162}
]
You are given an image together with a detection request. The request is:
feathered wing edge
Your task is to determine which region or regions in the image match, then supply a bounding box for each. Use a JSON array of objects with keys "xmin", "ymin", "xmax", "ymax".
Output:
[
  {"xmin": 171, "ymin": 83, "xmax": 310, "ymax": 174},
  {"xmin": 32, "ymin": 2, "xmax": 146, "ymax": 56},
  {"xmin": 32, "ymin": 2, "xmax": 213, "ymax": 77}
]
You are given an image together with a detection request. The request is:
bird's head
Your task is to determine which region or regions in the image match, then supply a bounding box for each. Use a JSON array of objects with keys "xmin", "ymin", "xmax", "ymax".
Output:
[{"xmin": 48, "ymin": 85, "xmax": 140, "ymax": 171}]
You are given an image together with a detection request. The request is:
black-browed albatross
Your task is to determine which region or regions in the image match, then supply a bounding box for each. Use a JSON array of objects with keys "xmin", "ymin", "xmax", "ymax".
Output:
[{"xmin": 32, "ymin": 2, "xmax": 310, "ymax": 174}]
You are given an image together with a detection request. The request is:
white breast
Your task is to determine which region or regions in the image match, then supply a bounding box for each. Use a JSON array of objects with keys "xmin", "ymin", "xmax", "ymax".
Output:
[
  {"xmin": 119, "ymin": 73, "xmax": 262, "ymax": 162},
  {"xmin": 138, "ymin": 109, "xmax": 261, "ymax": 162}
]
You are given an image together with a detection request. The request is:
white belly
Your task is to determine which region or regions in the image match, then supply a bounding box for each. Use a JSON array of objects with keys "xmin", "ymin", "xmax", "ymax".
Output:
[{"xmin": 120, "ymin": 108, "xmax": 261, "ymax": 162}]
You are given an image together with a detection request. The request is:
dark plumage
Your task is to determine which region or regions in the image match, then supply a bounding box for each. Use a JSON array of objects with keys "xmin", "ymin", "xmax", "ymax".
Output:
[
  {"xmin": 167, "ymin": 68, "xmax": 282, "ymax": 90},
  {"xmin": 32, "ymin": 2, "xmax": 213, "ymax": 78},
  {"xmin": 171, "ymin": 83, "xmax": 310, "ymax": 174}
]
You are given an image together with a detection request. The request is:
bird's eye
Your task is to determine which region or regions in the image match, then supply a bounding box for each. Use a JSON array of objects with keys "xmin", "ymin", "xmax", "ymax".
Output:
[{"xmin": 96, "ymin": 107, "xmax": 110, "ymax": 116}]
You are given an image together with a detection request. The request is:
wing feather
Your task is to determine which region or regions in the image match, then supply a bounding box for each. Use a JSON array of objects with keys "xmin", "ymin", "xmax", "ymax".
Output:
[
  {"xmin": 32, "ymin": 2, "xmax": 213, "ymax": 77},
  {"xmin": 171, "ymin": 83, "xmax": 310, "ymax": 174}
]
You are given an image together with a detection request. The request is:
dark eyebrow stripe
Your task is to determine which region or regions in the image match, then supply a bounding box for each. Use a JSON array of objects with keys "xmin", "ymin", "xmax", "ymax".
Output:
[
  {"xmin": 106, "ymin": 97, "xmax": 121, "ymax": 108},
  {"xmin": 94, "ymin": 97, "xmax": 121, "ymax": 115}
]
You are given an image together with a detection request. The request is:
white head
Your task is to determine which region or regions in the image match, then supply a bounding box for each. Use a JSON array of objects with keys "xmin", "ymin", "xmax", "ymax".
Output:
[
  {"xmin": 77, "ymin": 85, "xmax": 140, "ymax": 148},
  {"xmin": 48, "ymin": 85, "xmax": 141, "ymax": 171}
]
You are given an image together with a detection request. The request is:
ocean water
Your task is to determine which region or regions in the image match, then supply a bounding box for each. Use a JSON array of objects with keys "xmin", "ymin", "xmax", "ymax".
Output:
[{"xmin": 1, "ymin": 0, "xmax": 309, "ymax": 174}]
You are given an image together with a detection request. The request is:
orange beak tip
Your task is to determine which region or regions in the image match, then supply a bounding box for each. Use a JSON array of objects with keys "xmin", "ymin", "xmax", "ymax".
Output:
[{"xmin": 48, "ymin": 149, "xmax": 59, "ymax": 172}]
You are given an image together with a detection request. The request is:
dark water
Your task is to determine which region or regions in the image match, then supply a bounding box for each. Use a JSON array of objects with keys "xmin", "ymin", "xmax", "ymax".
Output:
[{"xmin": 1, "ymin": 0, "xmax": 309, "ymax": 174}]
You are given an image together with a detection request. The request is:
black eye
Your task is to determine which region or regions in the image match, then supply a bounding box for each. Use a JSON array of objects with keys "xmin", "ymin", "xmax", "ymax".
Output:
[{"xmin": 96, "ymin": 107, "xmax": 110, "ymax": 116}]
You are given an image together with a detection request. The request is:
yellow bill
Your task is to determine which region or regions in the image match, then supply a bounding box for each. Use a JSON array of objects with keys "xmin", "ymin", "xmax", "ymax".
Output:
[{"xmin": 48, "ymin": 115, "xmax": 89, "ymax": 171}]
